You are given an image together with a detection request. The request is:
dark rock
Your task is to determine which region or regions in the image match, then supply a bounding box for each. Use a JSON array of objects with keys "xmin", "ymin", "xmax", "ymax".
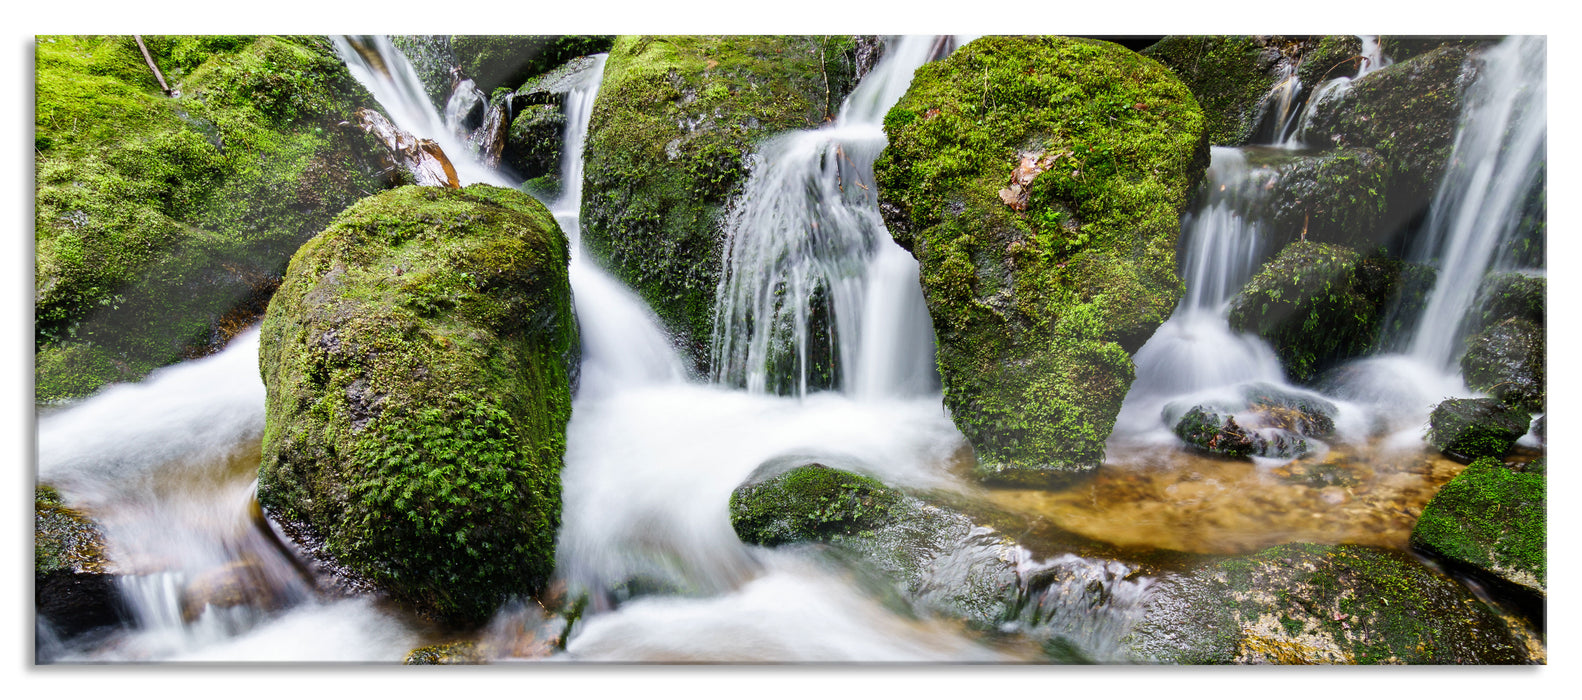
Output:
[
  {"xmin": 1170, "ymin": 383, "xmax": 1339, "ymax": 460},
  {"xmin": 35, "ymin": 485, "xmax": 126, "ymax": 638},
  {"xmin": 258, "ymin": 185, "xmax": 576, "ymax": 627},
  {"xmin": 1411, "ymin": 457, "xmax": 1545, "ymax": 600},
  {"xmin": 1259, "ymin": 148, "xmax": 1389, "ymax": 250},
  {"xmin": 1427, "ymin": 398, "xmax": 1531, "ymax": 463},
  {"xmin": 875, "ymin": 36, "xmax": 1206, "ymax": 484},
  {"xmin": 1123, "ymin": 543, "xmax": 1535, "ymax": 663},
  {"xmin": 1228, "ymin": 241, "xmax": 1435, "ymax": 382},
  {"xmin": 1470, "ymin": 271, "xmax": 1545, "ymax": 335},
  {"xmin": 1174, "ymin": 406, "xmax": 1266, "ymax": 458},
  {"xmin": 1462, "ymin": 318, "xmax": 1544, "ymax": 412}
]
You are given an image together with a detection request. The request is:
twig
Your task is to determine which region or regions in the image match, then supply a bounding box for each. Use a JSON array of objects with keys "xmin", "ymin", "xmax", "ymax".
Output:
[{"xmin": 133, "ymin": 35, "xmax": 172, "ymax": 96}]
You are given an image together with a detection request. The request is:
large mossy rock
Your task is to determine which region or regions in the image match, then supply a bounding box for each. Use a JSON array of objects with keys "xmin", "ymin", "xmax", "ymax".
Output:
[
  {"xmin": 581, "ymin": 35, "xmax": 864, "ymax": 368},
  {"xmin": 1427, "ymin": 398, "xmax": 1531, "ymax": 464},
  {"xmin": 1227, "ymin": 241, "xmax": 1434, "ymax": 383},
  {"xmin": 730, "ymin": 464, "xmax": 904, "ymax": 547},
  {"xmin": 1462, "ymin": 318, "xmax": 1545, "ymax": 412},
  {"xmin": 257, "ymin": 185, "xmax": 576, "ymax": 627},
  {"xmin": 35, "ymin": 35, "xmax": 389, "ymax": 402},
  {"xmin": 875, "ymin": 36, "xmax": 1206, "ymax": 485},
  {"xmin": 1123, "ymin": 543, "xmax": 1533, "ymax": 664},
  {"xmin": 1303, "ymin": 43, "xmax": 1476, "ymax": 218},
  {"xmin": 1411, "ymin": 457, "xmax": 1545, "ymax": 600},
  {"xmin": 36, "ymin": 485, "xmax": 125, "ymax": 638}
]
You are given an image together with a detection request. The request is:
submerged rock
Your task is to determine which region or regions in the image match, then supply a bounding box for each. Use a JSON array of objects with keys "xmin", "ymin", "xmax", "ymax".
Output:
[
  {"xmin": 1168, "ymin": 383, "xmax": 1338, "ymax": 460},
  {"xmin": 581, "ymin": 35, "xmax": 866, "ymax": 368},
  {"xmin": 875, "ymin": 36, "xmax": 1206, "ymax": 485},
  {"xmin": 1411, "ymin": 457, "xmax": 1545, "ymax": 600},
  {"xmin": 1427, "ymin": 398, "xmax": 1531, "ymax": 463},
  {"xmin": 35, "ymin": 485, "xmax": 125, "ymax": 638},
  {"xmin": 1123, "ymin": 543, "xmax": 1533, "ymax": 664},
  {"xmin": 1462, "ymin": 318, "xmax": 1545, "ymax": 412},
  {"xmin": 730, "ymin": 464, "xmax": 903, "ymax": 546},
  {"xmin": 1227, "ymin": 241, "xmax": 1434, "ymax": 383},
  {"xmin": 34, "ymin": 35, "xmax": 390, "ymax": 402},
  {"xmin": 258, "ymin": 185, "xmax": 576, "ymax": 627}
]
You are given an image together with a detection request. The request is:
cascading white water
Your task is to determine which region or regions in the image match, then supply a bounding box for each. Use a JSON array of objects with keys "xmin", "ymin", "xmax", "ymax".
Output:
[
  {"xmin": 710, "ymin": 36, "xmax": 942, "ymax": 399},
  {"xmin": 1114, "ymin": 148, "xmax": 1286, "ymax": 438},
  {"xmin": 1403, "ymin": 35, "xmax": 1546, "ymax": 370},
  {"xmin": 1284, "ymin": 36, "xmax": 1387, "ymax": 149},
  {"xmin": 332, "ymin": 35, "xmax": 510, "ymax": 187}
]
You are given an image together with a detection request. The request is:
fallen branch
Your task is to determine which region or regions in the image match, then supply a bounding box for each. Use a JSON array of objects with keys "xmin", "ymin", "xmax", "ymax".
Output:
[{"xmin": 133, "ymin": 35, "xmax": 172, "ymax": 96}]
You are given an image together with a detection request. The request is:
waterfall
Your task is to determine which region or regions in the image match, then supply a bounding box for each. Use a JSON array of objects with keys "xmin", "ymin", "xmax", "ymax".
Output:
[
  {"xmin": 1402, "ymin": 35, "xmax": 1546, "ymax": 370},
  {"xmin": 710, "ymin": 36, "xmax": 944, "ymax": 399}
]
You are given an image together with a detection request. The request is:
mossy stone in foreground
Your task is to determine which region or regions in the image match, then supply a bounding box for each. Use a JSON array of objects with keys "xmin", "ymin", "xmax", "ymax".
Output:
[
  {"xmin": 875, "ymin": 36, "xmax": 1206, "ymax": 484},
  {"xmin": 1427, "ymin": 398, "xmax": 1531, "ymax": 464},
  {"xmin": 35, "ymin": 485, "xmax": 124, "ymax": 637},
  {"xmin": 581, "ymin": 35, "xmax": 862, "ymax": 368},
  {"xmin": 404, "ymin": 640, "xmax": 485, "ymax": 665},
  {"xmin": 1227, "ymin": 241, "xmax": 1434, "ymax": 383},
  {"xmin": 1124, "ymin": 543, "xmax": 1532, "ymax": 664},
  {"xmin": 258, "ymin": 185, "xmax": 575, "ymax": 627},
  {"xmin": 729, "ymin": 464, "xmax": 903, "ymax": 546},
  {"xmin": 35, "ymin": 35, "xmax": 389, "ymax": 401},
  {"xmin": 1411, "ymin": 457, "xmax": 1545, "ymax": 598}
]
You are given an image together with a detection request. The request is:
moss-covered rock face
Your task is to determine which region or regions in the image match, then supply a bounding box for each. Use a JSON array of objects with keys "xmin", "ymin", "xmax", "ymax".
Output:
[
  {"xmin": 450, "ymin": 36, "xmax": 615, "ymax": 95},
  {"xmin": 1227, "ymin": 241, "xmax": 1434, "ymax": 383},
  {"xmin": 1259, "ymin": 148, "xmax": 1389, "ymax": 250},
  {"xmin": 1123, "ymin": 543, "xmax": 1532, "ymax": 664},
  {"xmin": 1141, "ymin": 36, "xmax": 1277, "ymax": 146},
  {"xmin": 1427, "ymin": 398, "xmax": 1531, "ymax": 464},
  {"xmin": 257, "ymin": 185, "xmax": 575, "ymax": 628},
  {"xmin": 35, "ymin": 35, "xmax": 389, "ymax": 402},
  {"xmin": 1411, "ymin": 457, "xmax": 1545, "ymax": 598},
  {"xmin": 35, "ymin": 485, "xmax": 125, "ymax": 637},
  {"xmin": 499, "ymin": 55, "xmax": 602, "ymax": 186},
  {"xmin": 1296, "ymin": 35, "xmax": 1365, "ymax": 87},
  {"xmin": 1303, "ymin": 44, "xmax": 1476, "ymax": 217},
  {"xmin": 1471, "ymin": 271, "xmax": 1545, "ymax": 335},
  {"xmin": 1462, "ymin": 318, "xmax": 1545, "ymax": 412},
  {"xmin": 875, "ymin": 36, "xmax": 1205, "ymax": 485},
  {"xmin": 729, "ymin": 464, "xmax": 903, "ymax": 546},
  {"xmin": 581, "ymin": 35, "xmax": 863, "ymax": 368}
]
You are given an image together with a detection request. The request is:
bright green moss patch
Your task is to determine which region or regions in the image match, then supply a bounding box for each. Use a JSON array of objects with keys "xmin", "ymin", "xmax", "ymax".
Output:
[
  {"xmin": 258, "ymin": 185, "xmax": 575, "ymax": 628},
  {"xmin": 729, "ymin": 464, "xmax": 903, "ymax": 546},
  {"xmin": 1411, "ymin": 457, "xmax": 1545, "ymax": 597},
  {"xmin": 35, "ymin": 35, "xmax": 389, "ymax": 401},
  {"xmin": 875, "ymin": 36, "xmax": 1206, "ymax": 483},
  {"xmin": 1227, "ymin": 241, "xmax": 1433, "ymax": 383},
  {"xmin": 581, "ymin": 35, "xmax": 863, "ymax": 367}
]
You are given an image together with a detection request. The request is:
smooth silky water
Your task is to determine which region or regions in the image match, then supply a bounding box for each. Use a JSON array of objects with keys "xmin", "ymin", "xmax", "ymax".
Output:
[{"xmin": 35, "ymin": 35, "xmax": 1545, "ymax": 663}]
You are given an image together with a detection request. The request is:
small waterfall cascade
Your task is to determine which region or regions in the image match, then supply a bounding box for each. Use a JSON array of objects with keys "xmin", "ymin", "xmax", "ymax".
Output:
[
  {"xmin": 1283, "ymin": 36, "xmax": 1388, "ymax": 149},
  {"xmin": 1114, "ymin": 148, "xmax": 1286, "ymax": 436},
  {"xmin": 332, "ymin": 36, "xmax": 510, "ymax": 187},
  {"xmin": 1402, "ymin": 35, "xmax": 1546, "ymax": 370},
  {"xmin": 1260, "ymin": 62, "xmax": 1305, "ymax": 144},
  {"xmin": 710, "ymin": 36, "xmax": 944, "ymax": 399}
]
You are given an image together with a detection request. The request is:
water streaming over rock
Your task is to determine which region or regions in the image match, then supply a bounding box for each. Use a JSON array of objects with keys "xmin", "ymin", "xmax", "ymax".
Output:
[{"xmin": 710, "ymin": 35, "xmax": 942, "ymax": 398}]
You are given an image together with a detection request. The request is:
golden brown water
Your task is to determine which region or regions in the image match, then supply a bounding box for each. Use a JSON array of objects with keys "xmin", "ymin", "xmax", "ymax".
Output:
[{"xmin": 975, "ymin": 441, "xmax": 1524, "ymax": 555}]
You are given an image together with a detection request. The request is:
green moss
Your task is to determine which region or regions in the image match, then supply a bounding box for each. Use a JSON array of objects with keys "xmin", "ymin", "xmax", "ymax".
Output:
[
  {"xmin": 404, "ymin": 640, "xmax": 484, "ymax": 665},
  {"xmin": 1427, "ymin": 398, "xmax": 1531, "ymax": 463},
  {"xmin": 729, "ymin": 464, "xmax": 903, "ymax": 546},
  {"xmin": 258, "ymin": 185, "xmax": 575, "ymax": 628},
  {"xmin": 875, "ymin": 36, "xmax": 1205, "ymax": 483},
  {"xmin": 1227, "ymin": 241, "xmax": 1430, "ymax": 383},
  {"xmin": 1411, "ymin": 457, "xmax": 1545, "ymax": 596},
  {"xmin": 35, "ymin": 485, "xmax": 111, "ymax": 577},
  {"xmin": 35, "ymin": 35, "xmax": 389, "ymax": 401},
  {"xmin": 1297, "ymin": 36, "xmax": 1364, "ymax": 87},
  {"xmin": 1142, "ymin": 36, "xmax": 1273, "ymax": 146},
  {"xmin": 581, "ymin": 35, "xmax": 862, "ymax": 368},
  {"xmin": 1127, "ymin": 543, "xmax": 1532, "ymax": 663},
  {"xmin": 1259, "ymin": 148, "xmax": 1390, "ymax": 249}
]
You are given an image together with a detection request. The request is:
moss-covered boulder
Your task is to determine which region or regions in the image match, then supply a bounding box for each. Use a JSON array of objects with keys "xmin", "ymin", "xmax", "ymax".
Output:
[
  {"xmin": 729, "ymin": 464, "xmax": 903, "ymax": 546},
  {"xmin": 1470, "ymin": 272, "xmax": 1545, "ymax": 336},
  {"xmin": 1303, "ymin": 44, "xmax": 1476, "ymax": 218},
  {"xmin": 581, "ymin": 35, "xmax": 864, "ymax": 367},
  {"xmin": 1259, "ymin": 148, "xmax": 1389, "ymax": 250},
  {"xmin": 1227, "ymin": 241, "xmax": 1434, "ymax": 383},
  {"xmin": 1427, "ymin": 398, "xmax": 1531, "ymax": 463},
  {"xmin": 1411, "ymin": 457, "xmax": 1545, "ymax": 600},
  {"xmin": 1123, "ymin": 543, "xmax": 1533, "ymax": 664},
  {"xmin": 875, "ymin": 36, "xmax": 1206, "ymax": 485},
  {"xmin": 1462, "ymin": 318, "xmax": 1545, "ymax": 412},
  {"xmin": 450, "ymin": 35, "xmax": 614, "ymax": 95},
  {"xmin": 35, "ymin": 485, "xmax": 125, "ymax": 637},
  {"xmin": 500, "ymin": 55, "xmax": 602, "ymax": 190},
  {"xmin": 257, "ymin": 185, "xmax": 576, "ymax": 627},
  {"xmin": 35, "ymin": 35, "xmax": 390, "ymax": 402}
]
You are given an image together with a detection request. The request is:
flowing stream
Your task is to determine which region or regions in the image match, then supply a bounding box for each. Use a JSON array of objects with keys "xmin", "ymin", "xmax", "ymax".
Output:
[{"xmin": 35, "ymin": 34, "xmax": 1545, "ymax": 664}]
